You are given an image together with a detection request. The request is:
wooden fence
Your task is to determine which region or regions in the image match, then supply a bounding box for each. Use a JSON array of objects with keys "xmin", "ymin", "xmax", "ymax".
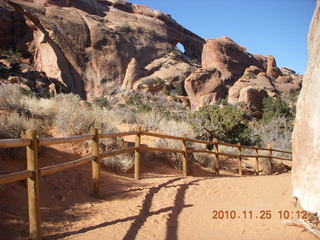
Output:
[{"xmin": 0, "ymin": 127, "xmax": 292, "ymax": 240}]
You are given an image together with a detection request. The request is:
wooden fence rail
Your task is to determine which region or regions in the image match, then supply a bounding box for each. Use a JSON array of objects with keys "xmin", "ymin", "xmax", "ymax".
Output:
[{"xmin": 0, "ymin": 128, "xmax": 292, "ymax": 239}]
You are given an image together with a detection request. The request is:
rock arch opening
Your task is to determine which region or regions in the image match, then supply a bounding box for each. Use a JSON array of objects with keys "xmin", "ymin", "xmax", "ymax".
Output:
[{"xmin": 176, "ymin": 42, "xmax": 185, "ymax": 54}]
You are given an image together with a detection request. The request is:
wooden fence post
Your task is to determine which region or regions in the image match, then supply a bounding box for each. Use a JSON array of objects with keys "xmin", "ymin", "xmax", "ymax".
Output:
[
  {"xmin": 91, "ymin": 128, "xmax": 100, "ymax": 197},
  {"xmin": 182, "ymin": 134, "xmax": 188, "ymax": 177},
  {"xmin": 269, "ymin": 147, "xmax": 273, "ymax": 172},
  {"xmin": 255, "ymin": 146, "xmax": 259, "ymax": 175},
  {"xmin": 26, "ymin": 129, "xmax": 41, "ymax": 240},
  {"xmin": 237, "ymin": 143, "xmax": 242, "ymax": 176},
  {"xmin": 213, "ymin": 139, "xmax": 220, "ymax": 175},
  {"xmin": 134, "ymin": 126, "xmax": 141, "ymax": 180}
]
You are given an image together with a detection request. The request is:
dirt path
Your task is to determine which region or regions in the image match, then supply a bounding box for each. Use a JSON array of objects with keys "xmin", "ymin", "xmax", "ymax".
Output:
[
  {"xmin": 0, "ymin": 144, "xmax": 317, "ymax": 240},
  {"xmin": 40, "ymin": 173, "xmax": 315, "ymax": 240}
]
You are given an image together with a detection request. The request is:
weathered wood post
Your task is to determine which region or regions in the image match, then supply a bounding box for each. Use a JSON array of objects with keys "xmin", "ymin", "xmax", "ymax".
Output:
[
  {"xmin": 255, "ymin": 146, "xmax": 259, "ymax": 175},
  {"xmin": 26, "ymin": 129, "xmax": 41, "ymax": 240},
  {"xmin": 182, "ymin": 134, "xmax": 188, "ymax": 177},
  {"xmin": 134, "ymin": 126, "xmax": 141, "ymax": 180},
  {"xmin": 269, "ymin": 147, "xmax": 273, "ymax": 172},
  {"xmin": 237, "ymin": 143, "xmax": 243, "ymax": 176},
  {"xmin": 213, "ymin": 139, "xmax": 220, "ymax": 175},
  {"xmin": 91, "ymin": 128, "xmax": 100, "ymax": 197}
]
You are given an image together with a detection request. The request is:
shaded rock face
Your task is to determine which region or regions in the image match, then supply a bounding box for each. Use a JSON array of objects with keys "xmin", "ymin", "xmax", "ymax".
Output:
[
  {"xmin": 292, "ymin": 0, "xmax": 320, "ymax": 216},
  {"xmin": 238, "ymin": 86, "xmax": 268, "ymax": 116},
  {"xmin": 0, "ymin": 3, "xmax": 29, "ymax": 50},
  {"xmin": 1, "ymin": 0, "xmax": 204, "ymax": 99}
]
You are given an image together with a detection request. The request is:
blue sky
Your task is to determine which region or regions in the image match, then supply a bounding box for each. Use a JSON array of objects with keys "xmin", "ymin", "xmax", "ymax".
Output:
[{"xmin": 131, "ymin": 0, "xmax": 315, "ymax": 74}]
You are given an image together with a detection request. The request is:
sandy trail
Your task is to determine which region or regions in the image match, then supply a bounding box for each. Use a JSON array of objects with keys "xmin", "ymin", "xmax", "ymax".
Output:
[
  {"xmin": 0, "ymin": 144, "xmax": 317, "ymax": 240},
  {"xmin": 43, "ymin": 174, "xmax": 315, "ymax": 240}
]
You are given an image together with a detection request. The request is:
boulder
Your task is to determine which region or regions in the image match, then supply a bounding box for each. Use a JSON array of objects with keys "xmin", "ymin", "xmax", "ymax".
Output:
[
  {"xmin": 238, "ymin": 86, "xmax": 268, "ymax": 114},
  {"xmin": 135, "ymin": 52, "xmax": 195, "ymax": 88},
  {"xmin": 228, "ymin": 73, "xmax": 276, "ymax": 104},
  {"xmin": 202, "ymin": 37, "xmax": 265, "ymax": 83},
  {"xmin": 280, "ymin": 67, "xmax": 296, "ymax": 75},
  {"xmin": 292, "ymin": 0, "xmax": 320, "ymax": 216},
  {"xmin": 184, "ymin": 68, "xmax": 227, "ymax": 109}
]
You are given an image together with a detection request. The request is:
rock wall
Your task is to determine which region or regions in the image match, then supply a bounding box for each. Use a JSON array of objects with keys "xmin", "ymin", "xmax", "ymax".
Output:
[
  {"xmin": 2, "ymin": 0, "xmax": 204, "ymax": 99},
  {"xmin": 292, "ymin": 0, "xmax": 320, "ymax": 216}
]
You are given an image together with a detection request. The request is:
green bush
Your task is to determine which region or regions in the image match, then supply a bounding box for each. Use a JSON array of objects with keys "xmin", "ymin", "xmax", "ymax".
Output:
[
  {"xmin": 92, "ymin": 97, "xmax": 110, "ymax": 109},
  {"xmin": 190, "ymin": 105, "xmax": 260, "ymax": 145},
  {"xmin": 261, "ymin": 97, "xmax": 294, "ymax": 123}
]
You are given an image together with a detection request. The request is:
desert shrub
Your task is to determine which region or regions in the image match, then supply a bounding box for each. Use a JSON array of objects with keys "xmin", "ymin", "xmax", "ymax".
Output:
[
  {"xmin": 191, "ymin": 105, "xmax": 260, "ymax": 145},
  {"xmin": 112, "ymin": 108, "xmax": 138, "ymax": 124},
  {"xmin": 261, "ymin": 97, "xmax": 294, "ymax": 123},
  {"xmin": 23, "ymin": 97, "xmax": 57, "ymax": 120},
  {"xmin": 54, "ymin": 104, "xmax": 95, "ymax": 135},
  {"xmin": 0, "ymin": 112, "xmax": 41, "ymax": 138},
  {"xmin": 100, "ymin": 138, "xmax": 133, "ymax": 172},
  {"xmin": 153, "ymin": 119, "xmax": 196, "ymax": 169},
  {"xmin": 137, "ymin": 110, "xmax": 165, "ymax": 129},
  {"xmin": 174, "ymin": 82, "xmax": 187, "ymax": 96},
  {"xmin": 125, "ymin": 91, "xmax": 151, "ymax": 112},
  {"xmin": 246, "ymin": 72, "xmax": 257, "ymax": 79},
  {"xmin": 0, "ymin": 84, "xmax": 25, "ymax": 111},
  {"xmin": 53, "ymin": 93, "xmax": 123, "ymax": 135},
  {"xmin": 141, "ymin": 77, "xmax": 165, "ymax": 86},
  {"xmin": 254, "ymin": 117, "xmax": 293, "ymax": 152},
  {"xmin": 92, "ymin": 97, "xmax": 110, "ymax": 109}
]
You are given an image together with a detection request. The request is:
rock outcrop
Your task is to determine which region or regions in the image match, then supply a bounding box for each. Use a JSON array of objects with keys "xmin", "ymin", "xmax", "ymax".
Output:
[
  {"xmin": 184, "ymin": 68, "xmax": 227, "ymax": 109},
  {"xmin": 238, "ymin": 86, "xmax": 268, "ymax": 116},
  {"xmin": 266, "ymin": 55, "xmax": 282, "ymax": 79},
  {"xmin": 186, "ymin": 37, "xmax": 302, "ymax": 109},
  {"xmin": 0, "ymin": 0, "xmax": 302, "ymax": 109},
  {"xmin": 201, "ymin": 37, "xmax": 266, "ymax": 82},
  {"xmin": 1, "ymin": 0, "xmax": 205, "ymax": 100},
  {"xmin": 292, "ymin": 0, "xmax": 320, "ymax": 216}
]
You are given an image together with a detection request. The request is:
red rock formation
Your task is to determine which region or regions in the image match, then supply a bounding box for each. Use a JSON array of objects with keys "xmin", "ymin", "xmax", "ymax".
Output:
[
  {"xmin": 184, "ymin": 68, "xmax": 227, "ymax": 109},
  {"xmin": 292, "ymin": 0, "xmax": 320, "ymax": 216},
  {"xmin": 266, "ymin": 55, "xmax": 282, "ymax": 79},
  {"xmin": 202, "ymin": 37, "xmax": 265, "ymax": 82},
  {"xmin": 1, "ymin": 0, "xmax": 204, "ymax": 99},
  {"xmin": 238, "ymin": 86, "xmax": 268, "ymax": 116},
  {"xmin": 0, "ymin": 3, "xmax": 29, "ymax": 50}
]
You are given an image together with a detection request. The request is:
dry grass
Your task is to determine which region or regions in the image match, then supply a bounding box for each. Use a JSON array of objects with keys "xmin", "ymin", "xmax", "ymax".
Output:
[
  {"xmin": 0, "ymin": 112, "xmax": 41, "ymax": 138},
  {"xmin": 0, "ymin": 84, "xmax": 25, "ymax": 111}
]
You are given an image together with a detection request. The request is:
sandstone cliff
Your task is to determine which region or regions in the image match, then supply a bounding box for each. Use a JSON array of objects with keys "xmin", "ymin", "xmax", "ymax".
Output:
[
  {"xmin": 0, "ymin": 0, "xmax": 204, "ymax": 99},
  {"xmin": 292, "ymin": 0, "xmax": 320, "ymax": 216},
  {"xmin": 0, "ymin": 0, "xmax": 302, "ymax": 110}
]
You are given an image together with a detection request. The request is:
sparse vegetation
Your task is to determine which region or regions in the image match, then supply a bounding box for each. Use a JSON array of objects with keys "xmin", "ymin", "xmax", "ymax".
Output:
[
  {"xmin": 190, "ymin": 105, "xmax": 260, "ymax": 146},
  {"xmin": 261, "ymin": 97, "xmax": 294, "ymax": 124},
  {"xmin": 0, "ymin": 112, "xmax": 41, "ymax": 138},
  {"xmin": 246, "ymin": 72, "xmax": 257, "ymax": 79},
  {"xmin": 0, "ymin": 82, "xmax": 296, "ymax": 171}
]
